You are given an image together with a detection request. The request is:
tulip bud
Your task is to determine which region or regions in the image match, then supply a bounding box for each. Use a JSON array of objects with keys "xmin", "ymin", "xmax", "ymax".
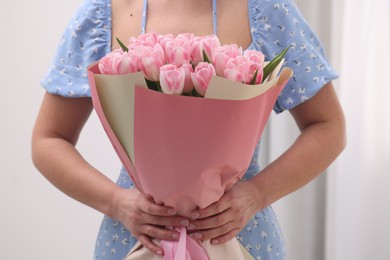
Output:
[
  {"xmin": 159, "ymin": 64, "xmax": 185, "ymax": 95},
  {"xmin": 191, "ymin": 62, "xmax": 216, "ymax": 96}
]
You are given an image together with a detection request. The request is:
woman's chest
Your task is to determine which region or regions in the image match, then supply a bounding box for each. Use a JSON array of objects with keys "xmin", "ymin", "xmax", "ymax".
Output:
[{"xmin": 111, "ymin": 0, "xmax": 252, "ymax": 50}]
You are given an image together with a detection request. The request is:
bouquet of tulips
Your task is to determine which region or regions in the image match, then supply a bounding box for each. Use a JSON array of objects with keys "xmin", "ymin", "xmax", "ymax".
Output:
[
  {"xmin": 88, "ymin": 32, "xmax": 293, "ymax": 260},
  {"xmin": 98, "ymin": 33, "xmax": 289, "ymax": 96}
]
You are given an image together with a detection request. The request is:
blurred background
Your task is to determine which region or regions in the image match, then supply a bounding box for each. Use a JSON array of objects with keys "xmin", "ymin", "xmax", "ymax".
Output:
[{"xmin": 0, "ymin": 0, "xmax": 389, "ymax": 259}]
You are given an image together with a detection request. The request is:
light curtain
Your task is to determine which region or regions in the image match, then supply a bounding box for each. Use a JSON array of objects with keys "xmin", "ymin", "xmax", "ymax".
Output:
[{"xmin": 326, "ymin": 0, "xmax": 390, "ymax": 259}]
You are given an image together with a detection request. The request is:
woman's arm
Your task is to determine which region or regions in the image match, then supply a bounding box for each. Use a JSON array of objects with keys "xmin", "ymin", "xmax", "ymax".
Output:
[
  {"xmin": 254, "ymin": 82, "xmax": 346, "ymax": 206},
  {"xmin": 187, "ymin": 82, "xmax": 346, "ymax": 244},
  {"xmin": 32, "ymin": 93, "xmax": 113, "ymax": 213},
  {"xmin": 31, "ymin": 93, "xmax": 189, "ymax": 255}
]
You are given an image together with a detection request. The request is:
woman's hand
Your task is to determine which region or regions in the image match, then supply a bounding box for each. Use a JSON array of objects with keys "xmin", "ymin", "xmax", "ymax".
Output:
[
  {"xmin": 187, "ymin": 180, "xmax": 263, "ymax": 245},
  {"xmin": 110, "ymin": 188, "xmax": 191, "ymax": 255}
]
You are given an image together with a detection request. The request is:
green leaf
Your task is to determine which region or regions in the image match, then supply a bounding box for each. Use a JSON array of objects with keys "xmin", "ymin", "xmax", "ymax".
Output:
[
  {"xmin": 145, "ymin": 78, "xmax": 159, "ymax": 91},
  {"xmin": 116, "ymin": 37, "xmax": 129, "ymax": 52},
  {"xmin": 250, "ymin": 69, "xmax": 259, "ymax": 85},
  {"xmin": 202, "ymin": 50, "xmax": 211, "ymax": 63},
  {"xmin": 262, "ymin": 45, "xmax": 290, "ymax": 83},
  {"xmin": 191, "ymin": 88, "xmax": 202, "ymax": 97}
]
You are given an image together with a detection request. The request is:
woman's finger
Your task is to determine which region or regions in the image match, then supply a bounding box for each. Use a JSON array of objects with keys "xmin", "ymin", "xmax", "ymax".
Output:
[
  {"xmin": 190, "ymin": 194, "xmax": 231, "ymax": 220},
  {"xmin": 189, "ymin": 208, "xmax": 233, "ymax": 230},
  {"xmin": 189, "ymin": 220, "xmax": 238, "ymax": 241},
  {"xmin": 146, "ymin": 214, "xmax": 190, "ymax": 228},
  {"xmin": 141, "ymin": 224, "xmax": 181, "ymax": 241},
  {"xmin": 137, "ymin": 234, "xmax": 164, "ymax": 256},
  {"xmin": 140, "ymin": 199, "xmax": 177, "ymax": 217}
]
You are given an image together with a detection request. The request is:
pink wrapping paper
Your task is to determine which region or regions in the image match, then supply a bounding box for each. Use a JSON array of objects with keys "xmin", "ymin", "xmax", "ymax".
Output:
[
  {"xmin": 133, "ymin": 83, "xmax": 282, "ymax": 215},
  {"xmin": 88, "ymin": 63, "xmax": 292, "ymax": 259}
]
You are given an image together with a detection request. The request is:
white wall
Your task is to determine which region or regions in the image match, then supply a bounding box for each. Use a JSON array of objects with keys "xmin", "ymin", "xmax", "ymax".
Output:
[
  {"xmin": 0, "ymin": 0, "xmax": 334, "ymax": 259},
  {"xmin": 325, "ymin": 1, "xmax": 390, "ymax": 259},
  {"xmin": 0, "ymin": 1, "xmax": 120, "ymax": 259}
]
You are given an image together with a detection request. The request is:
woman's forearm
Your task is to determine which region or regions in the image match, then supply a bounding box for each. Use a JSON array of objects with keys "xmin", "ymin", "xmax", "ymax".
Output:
[
  {"xmin": 250, "ymin": 118, "xmax": 346, "ymax": 209},
  {"xmin": 250, "ymin": 83, "xmax": 346, "ymax": 208},
  {"xmin": 31, "ymin": 94, "xmax": 120, "ymax": 217},
  {"xmin": 32, "ymin": 135, "xmax": 120, "ymax": 217}
]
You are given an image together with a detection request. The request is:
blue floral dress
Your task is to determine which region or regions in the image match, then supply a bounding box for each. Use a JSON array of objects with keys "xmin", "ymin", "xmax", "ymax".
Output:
[{"xmin": 41, "ymin": 0, "xmax": 338, "ymax": 259}]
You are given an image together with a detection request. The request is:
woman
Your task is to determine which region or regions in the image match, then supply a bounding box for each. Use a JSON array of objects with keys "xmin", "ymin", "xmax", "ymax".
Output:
[{"xmin": 32, "ymin": 0, "xmax": 346, "ymax": 259}]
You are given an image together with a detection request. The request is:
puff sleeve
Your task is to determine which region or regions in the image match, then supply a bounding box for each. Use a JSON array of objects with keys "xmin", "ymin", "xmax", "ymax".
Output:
[
  {"xmin": 40, "ymin": 0, "xmax": 111, "ymax": 97},
  {"xmin": 248, "ymin": 0, "xmax": 339, "ymax": 113}
]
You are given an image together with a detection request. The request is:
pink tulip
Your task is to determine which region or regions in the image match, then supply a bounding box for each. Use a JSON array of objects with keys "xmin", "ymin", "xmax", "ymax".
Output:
[
  {"xmin": 179, "ymin": 33, "xmax": 196, "ymax": 41},
  {"xmin": 98, "ymin": 49, "xmax": 140, "ymax": 75},
  {"xmin": 180, "ymin": 62, "xmax": 194, "ymax": 93},
  {"xmin": 244, "ymin": 50, "xmax": 265, "ymax": 84},
  {"xmin": 98, "ymin": 51, "xmax": 121, "ymax": 74},
  {"xmin": 157, "ymin": 34, "xmax": 175, "ymax": 50},
  {"xmin": 132, "ymin": 44, "xmax": 152, "ymax": 58},
  {"xmin": 199, "ymin": 35, "xmax": 221, "ymax": 62},
  {"xmin": 142, "ymin": 58, "xmax": 162, "ymax": 82},
  {"xmin": 159, "ymin": 64, "xmax": 185, "ymax": 95},
  {"xmin": 191, "ymin": 62, "xmax": 216, "ymax": 96},
  {"xmin": 130, "ymin": 32, "xmax": 158, "ymax": 47},
  {"xmin": 244, "ymin": 50, "xmax": 265, "ymax": 64},
  {"xmin": 141, "ymin": 43, "xmax": 166, "ymax": 81},
  {"xmin": 213, "ymin": 44, "xmax": 243, "ymax": 77},
  {"xmin": 121, "ymin": 50, "xmax": 141, "ymax": 73},
  {"xmin": 224, "ymin": 56, "xmax": 250, "ymax": 83},
  {"xmin": 165, "ymin": 35, "xmax": 191, "ymax": 67},
  {"xmin": 128, "ymin": 34, "xmax": 157, "ymax": 51},
  {"xmin": 190, "ymin": 37, "xmax": 203, "ymax": 66},
  {"xmin": 246, "ymin": 66, "xmax": 263, "ymax": 85}
]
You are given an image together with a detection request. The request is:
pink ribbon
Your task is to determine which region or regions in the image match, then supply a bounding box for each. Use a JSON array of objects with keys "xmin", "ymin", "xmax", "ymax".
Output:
[{"xmin": 160, "ymin": 227, "xmax": 209, "ymax": 260}]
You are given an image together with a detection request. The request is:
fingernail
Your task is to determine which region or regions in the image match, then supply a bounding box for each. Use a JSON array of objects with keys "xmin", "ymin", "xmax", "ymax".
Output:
[
  {"xmin": 172, "ymin": 233, "xmax": 180, "ymax": 240},
  {"xmin": 156, "ymin": 250, "xmax": 163, "ymax": 255},
  {"xmin": 187, "ymin": 224, "xmax": 196, "ymax": 230},
  {"xmin": 168, "ymin": 209, "xmax": 176, "ymax": 215},
  {"xmin": 191, "ymin": 212, "xmax": 200, "ymax": 219},
  {"xmin": 211, "ymin": 239, "xmax": 219, "ymax": 245},
  {"xmin": 180, "ymin": 219, "xmax": 189, "ymax": 226},
  {"xmin": 194, "ymin": 233, "xmax": 202, "ymax": 239}
]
